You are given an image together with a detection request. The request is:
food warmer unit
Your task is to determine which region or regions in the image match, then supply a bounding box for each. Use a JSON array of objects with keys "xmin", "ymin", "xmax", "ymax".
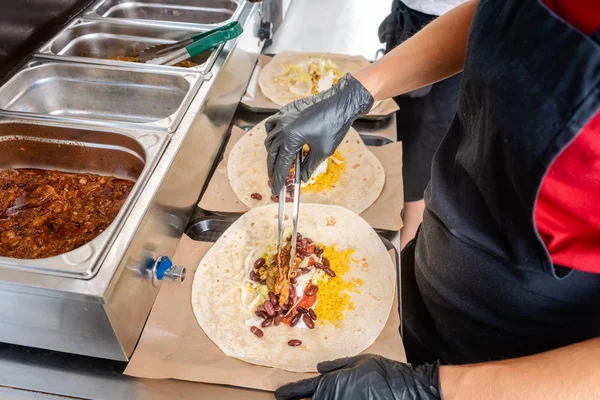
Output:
[{"xmin": 0, "ymin": 0, "xmax": 275, "ymax": 362}]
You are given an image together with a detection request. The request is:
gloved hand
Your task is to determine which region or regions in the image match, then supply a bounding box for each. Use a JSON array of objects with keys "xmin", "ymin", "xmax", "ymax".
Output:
[
  {"xmin": 264, "ymin": 73, "xmax": 374, "ymax": 194},
  {"xmin": 275, "ymin": 354, "xmax": 442, "ymax": 400}
]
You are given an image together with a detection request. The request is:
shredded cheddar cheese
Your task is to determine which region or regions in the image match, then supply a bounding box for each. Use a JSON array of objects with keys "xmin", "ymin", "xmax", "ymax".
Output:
[
  {"xmin": 314, "ymin": 245, "xmax": 362, "ymax": 326},
  {"xmin": 301, "ymin": 149, "xmax": 346, "ymax": 193}
]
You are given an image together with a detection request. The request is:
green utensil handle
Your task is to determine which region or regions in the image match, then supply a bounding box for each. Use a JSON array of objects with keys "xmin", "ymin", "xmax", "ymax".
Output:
[
  {"xmin": 189, "ymin": 21, "xmax": 241, "ymax": 44},
  {"xmin": 185, "ymin": 22, "xmax": 243, "ymax": 58}
]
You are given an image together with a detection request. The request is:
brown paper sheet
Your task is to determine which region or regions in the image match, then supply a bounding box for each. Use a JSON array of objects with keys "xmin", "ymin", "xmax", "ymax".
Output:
[
  {"xmin": 125, "ymin": 235, "xmax": 406, "ymax": 392},
  {"xmin": 199, "ymin": 127, "xmax": 404, "ymax": 230},
  {"xmin": 241, "ymin": 55, "xmax": 399, "ymax": 120}
]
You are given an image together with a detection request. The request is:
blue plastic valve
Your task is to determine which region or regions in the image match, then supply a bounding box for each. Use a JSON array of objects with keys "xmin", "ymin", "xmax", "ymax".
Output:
[{"xmin": 155, "ymin": 256, "xmax": 173, "ymax": 280}]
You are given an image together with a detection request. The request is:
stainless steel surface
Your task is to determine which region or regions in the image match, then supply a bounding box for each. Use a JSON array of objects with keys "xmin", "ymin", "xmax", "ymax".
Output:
[
  {"xmin": 256, "ymin": 0, "xmax": 292, "ymax": 41},
  {"xmin": 0, "ymin": 60, "xmax": 202, "ymax": 132},
  {"xmin": 86, "ymin": 0, "xmax": 244, "ymax": 28},
  {"xmin": 0, "ymin": 343, "xmax": 273, "ymax": 400},
  {"xmin": 37, "ymin": 19, "xmax": 219, "ymax": 72},
  {"xmin": 0, "ymin": 1, "xmax": 262, "ymax": 361},
  {"xmin": 265, "ymin": 0, "xmax": 390, "ymax": 61},
  {"xmin": 0, "ymin": 120, "xmax": 166, "ymax": 279}
]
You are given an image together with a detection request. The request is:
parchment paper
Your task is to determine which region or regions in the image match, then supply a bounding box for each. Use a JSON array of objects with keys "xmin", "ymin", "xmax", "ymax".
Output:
[
  {"xmin": 125, "ymin": 235, "xmax": 406, "ymax": 392},
  {"xmin": 241, "ymin": 55, "xmax": 399, "ymax": 120},
  {"xmin": 199, "ymin": 127, "xmax": 404, "ymax": 230}
]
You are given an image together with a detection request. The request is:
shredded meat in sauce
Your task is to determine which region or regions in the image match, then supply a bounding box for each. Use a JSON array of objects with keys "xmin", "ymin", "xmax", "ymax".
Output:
[{"xmin": 0, "ymin": 169, "xmax": 134, "ymax": 259}]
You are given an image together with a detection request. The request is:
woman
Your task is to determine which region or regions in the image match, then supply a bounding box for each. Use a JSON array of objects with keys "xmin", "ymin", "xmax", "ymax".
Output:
[
  {"xmin": 266, "ymin": 0, "xmax": 600, "ymax": 398},
  {"xmin": 379, "ymin": 0, "xmax": 467, "ymax": 248}
]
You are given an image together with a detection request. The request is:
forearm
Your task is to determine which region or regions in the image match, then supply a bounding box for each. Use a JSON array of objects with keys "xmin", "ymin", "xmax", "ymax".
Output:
[
  {"xmin": 353, "ymin": 0, "xmax": 478, "ymax": 101},
  {"xmin": 440, "ymin": 337, "xmax": 600, "ymax": 399}
]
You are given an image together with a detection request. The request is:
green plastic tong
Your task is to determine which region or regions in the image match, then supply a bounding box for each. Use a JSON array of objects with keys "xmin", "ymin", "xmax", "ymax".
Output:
[{"xmin": 139, "ymin": 21, "xmax": 243, "ymax": 66}]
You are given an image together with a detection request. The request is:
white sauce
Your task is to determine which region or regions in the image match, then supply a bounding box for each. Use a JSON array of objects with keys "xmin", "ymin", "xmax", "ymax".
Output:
[
  {"xmin": 289, "ymin": 80, "xmax": 311, "ymax": 96},
  {"xmin": 316, "ymin": 70, "xmax": 335, "ymax": 92},
  {"xmin": 302, "ymin": 159, "xmax": 329, "ymax": 187}
]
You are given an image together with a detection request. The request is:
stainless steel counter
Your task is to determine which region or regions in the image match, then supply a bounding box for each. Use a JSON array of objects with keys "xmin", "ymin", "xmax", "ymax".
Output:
[
  {"xmin": 0, "ymin": 342, "xmax": 272, "ymax": 400},
  {"xmin": 265, "ymin": 0, "xmax": 391, "ymax": 60}
]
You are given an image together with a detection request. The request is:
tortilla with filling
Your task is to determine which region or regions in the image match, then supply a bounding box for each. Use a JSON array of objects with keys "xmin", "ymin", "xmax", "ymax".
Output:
[
  {"xmin": 259, "ymin": 51, "xmax": 382, "ymax": 110},
  {"xmin": 227, "ymin": 119, "xmax": 385, "ymax": 214},
  {"xmin": 191, "ymin": 204, "xmax": 395, "ymax": 372}
]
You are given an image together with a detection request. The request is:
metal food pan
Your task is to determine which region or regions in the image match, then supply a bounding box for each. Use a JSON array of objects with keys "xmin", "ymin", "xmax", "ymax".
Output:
[
  {"xmin": 0, "ymin": 60, "xmax": 202, "ymax": 132},
  {"xmin": 0, "ymin": 118, "xmax": 168, "ymax": 279},
  {"xmin": 85, "ymin": 0, "xmax": 242, "ymax": 28},
  {"xmin": 37, "ymin": 19, "xmax": 220, "ymax": 73}
]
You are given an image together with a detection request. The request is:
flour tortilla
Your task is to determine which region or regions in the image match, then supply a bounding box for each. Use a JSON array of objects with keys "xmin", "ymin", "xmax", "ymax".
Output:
[
  {"xmin": 191, "ymin": 204, "xmax": 395, "ymax": 372},
  {"xmin": 227, "ymin": 119, "xmax": 385, "ymax": 214},
  {"xmin": 259, "ymin": 51, "xmax": 382, "ymax": 109}
]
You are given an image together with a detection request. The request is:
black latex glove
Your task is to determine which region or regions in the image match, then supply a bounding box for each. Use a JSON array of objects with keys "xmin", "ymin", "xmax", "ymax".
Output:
[
  {"xmin": 264, "ymin": 73, "xmax": 374, "ymax": 194},
  {"xmin": 275, "ymin": 354, "xmax": 442, "ymax": 400}
]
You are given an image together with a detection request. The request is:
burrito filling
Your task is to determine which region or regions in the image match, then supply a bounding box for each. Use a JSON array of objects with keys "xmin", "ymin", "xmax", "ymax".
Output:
[
  {"xmin": 265, "ymin": 148, "xmax": 346, "ymax": 203},
  {"xmin": 274, "ymin": 58, "xmax": 341, "ymax": 97},
  {"xmin": 243, "ymin": 231, "xmax": 362, "ymax": 340}
]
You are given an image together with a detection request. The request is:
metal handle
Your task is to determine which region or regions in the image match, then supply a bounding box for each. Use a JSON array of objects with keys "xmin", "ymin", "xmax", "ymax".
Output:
[{"xmin": 151, "ymin": 256, "xmax": 186, "ymax": 286}]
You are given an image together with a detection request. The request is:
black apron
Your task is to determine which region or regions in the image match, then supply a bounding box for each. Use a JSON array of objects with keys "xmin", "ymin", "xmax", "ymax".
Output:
[{"xmin": 402, "ymin": 0, "xmax": 600, "ymax": 365}]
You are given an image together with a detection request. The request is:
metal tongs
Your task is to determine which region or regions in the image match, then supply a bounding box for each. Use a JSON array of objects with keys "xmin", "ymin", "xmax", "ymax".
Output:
[
  {"xmin": 139, "ymin": 21, "xmax": 243, "ymax": 66},
  {"xmin": 277, "ymin": 150, "xmax": 302, "ymax": 278}
]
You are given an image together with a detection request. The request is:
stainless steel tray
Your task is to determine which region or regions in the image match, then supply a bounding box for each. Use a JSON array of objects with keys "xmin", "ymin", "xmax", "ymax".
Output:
[
  {"xmin": 85, "ymin": 0, "xmax": 243, "ymax": 28},
  {"xmin": 37, "ymin": 19, "xmax": 221, "ymax": 73},
  {"xmin": 0, "ymin": 60, "xmax": 202, "ymax": 132},
  {"xmin": 0, "ymin": 118, "xmax": 168, "ymax": 279}
]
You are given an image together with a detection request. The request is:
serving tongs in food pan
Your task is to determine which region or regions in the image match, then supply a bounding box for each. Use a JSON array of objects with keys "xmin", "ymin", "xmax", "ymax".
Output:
[{"xmin": 140, "ymin": 21, "xmax": 243, "ymax": 66}]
